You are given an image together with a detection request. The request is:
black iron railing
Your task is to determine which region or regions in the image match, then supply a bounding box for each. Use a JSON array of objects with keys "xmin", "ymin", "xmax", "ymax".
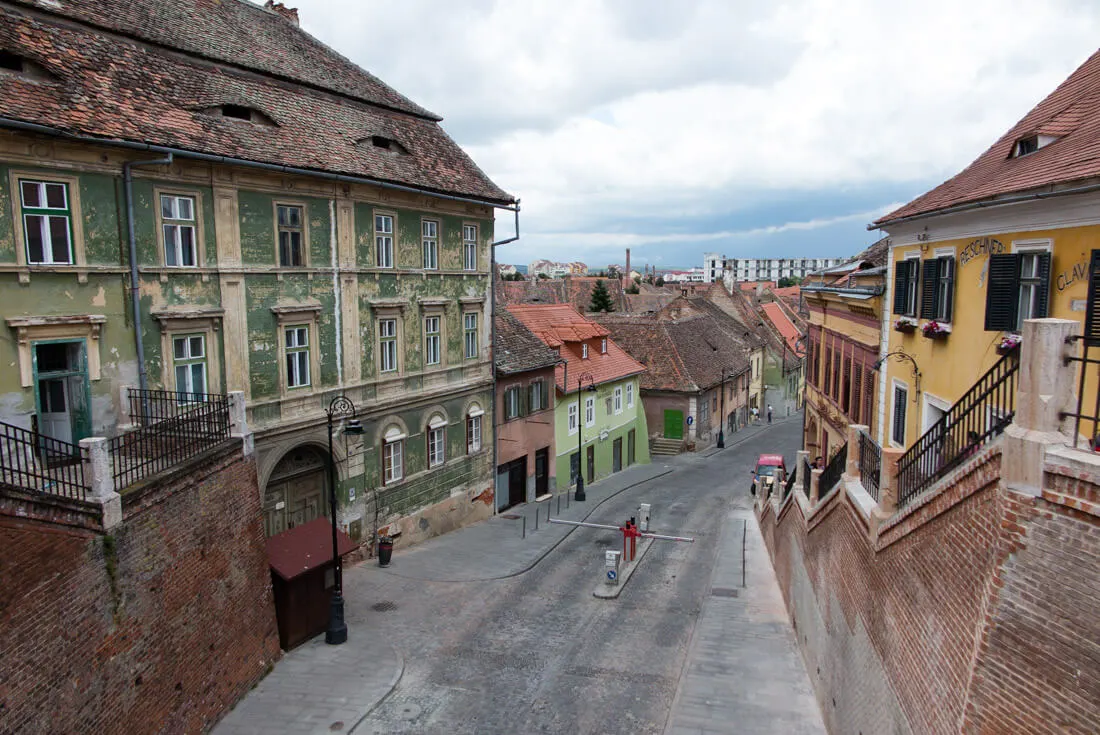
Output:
[
  {"xmin": 897, "ymin": 351, "xmax": 1019, "ymax": 509},
  {"xmin": 783, "ymin": 463, "xmax": 797, "ymax": 500},
  {"xmin": 802, "ymin": 456, "xmax": 811, "ymax": 497},
  {"xmin": 859, "ymin": 430, "xmax": 881, "ymax": 502},
  {"xmin": 0, "ymin": 420, "xmax": 88, "ymax": 500},
  {"xmin": 109, "ymin": 389, "xmax": 231, "ymax": 490},
  {"xmin": 1063, "ymin": 335, "xmax": 1100, "ymax": 449},
  {"xmin": 819, "ymin": 442, "xmax": 847, "ymax": 496}
]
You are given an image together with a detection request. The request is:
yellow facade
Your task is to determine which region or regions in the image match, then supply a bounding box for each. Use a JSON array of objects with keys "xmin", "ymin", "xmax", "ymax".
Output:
[{"xmin": 882, "ymin": 223, "xmax": 1097, "ymax": 450}]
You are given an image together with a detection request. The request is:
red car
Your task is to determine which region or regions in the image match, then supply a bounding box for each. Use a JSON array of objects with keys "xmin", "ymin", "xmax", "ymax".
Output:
[{"xmin": 751, "ymin": 454, "xmax": 787, "ymax": 495}]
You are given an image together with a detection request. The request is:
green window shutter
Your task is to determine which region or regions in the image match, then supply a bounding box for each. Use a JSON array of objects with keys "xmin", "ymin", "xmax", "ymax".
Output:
[
  {"xmin": 1084, "ymin": 250, "xmax": 1100, "ymax": 343},
  {"xmin": 1035, "ymin": 251, "xmax": 1052, "ymax": 318},
  {"xmin": 985, "ymin": 254, "xmax": 1021, "ymax": 331},
  {"xmin": 942, "ymin": 256, "xmax": 956, "ymax": 323},
  {"xmin": 919, "ymin": 258, "xmax": 939, "ymax": 320},
  {"xmin": 893, "ymin": 260, "xmax": 910, "ymax": 315}
]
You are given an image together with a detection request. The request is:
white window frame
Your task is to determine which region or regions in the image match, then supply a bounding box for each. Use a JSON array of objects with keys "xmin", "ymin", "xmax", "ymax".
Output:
[
  {"xmin": 379, "ymin": 317, "xmax": 398, "ymax": 373},
  {"xmin": 530, "ymin": 380, "xmax": 543, "ymax": 412},
  {"xmin": 422, "ymin": 219, "xmax": 439, "ymax": 270},
  {"xmin": 585, "ymin": 395, "xmax": 595, "ymax": 427},
  {"xmin": 375, "ymin": 213, "xmax": 394, "ymax": 268},
  {"xmin": 424, "ymin": 315, "xmax": 441, "ymax": 366},
  {"xmin": 285, "ymin": 324, "xmax": 311, "ymax": 388},
  {"xmin": 172, "ymin": 333, "xmax": 207, "ymax": 398},
  {"xmin": 463, "ymin": 224, "xmax": 478, "ymax": 271},
  {"xmin": 567, "ymin": 403, "xmax": 579, "ymax": 435},
  {"xmin": 582, "ymin": 343, "xmax": 589, "ymax": 360},
  {"xmin": 466, "ymin": 413, "xmax": 482, "ymax": 454},
  {"xmin": 902, "ymin": 251, "xmax": 921, "ymax": 317},
  {"xmin": 428, "ymin": 425, "xmax": 445, "ymax": 468},
  {"xmin": 613, "ymin": 386, "xmax": 623, "ymax": 414},
  {"xmin": 19, "ymin": 179, "xmax": 73, "ymax": 265},
  {"xmin": 601, "ymin": 338, "xmax": 607, "ymax": 354},
  {"xmin": 626, "ymin": 382, "xmax": 634, "ymax": 409},
  {"xmin": 276, "ymin": 202, "xmax": 307, "ymax": 267},
  {"xmin": 504, "ymin": 385, "xmax": 522, "ymax": 420},
  {"xmin": 890, "ymin": 379, "xmax": 909, "ymax": 448},
  {"xmin": 1012, "ymin": 240, "xmax": 1053, "ymax": 331},
  {"xmin": 160, "ymin": 193, "xmax": 199, "ymax": 267},
  {"xmin": 464, "ymin": 312, "xmax": 479, "ymax": 359},
  {"xmin": 383, "ymin": 436, "xmax": 404, "ymax": 484}
]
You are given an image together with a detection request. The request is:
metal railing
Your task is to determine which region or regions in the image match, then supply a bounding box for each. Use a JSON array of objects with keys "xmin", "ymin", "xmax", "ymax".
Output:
[
  {"xmin": 1063, "ymin": 335, "xmax": 1100, "ymax": 449},
  {"xmin": 0, "ymin": 420, "xmax": 88, "ymax": 500},
  {"xmin": 859, "ymin": 430, "xmax": 881, "ymax": 502},
  {"xmin": 802, "ymin": 456, "xmax": 811, "ymax": 497},
  {"xmin": 897, "ymin": 351, "xmax": 1019, "ymax": 509},
  {"xmin": 783, "ymin": 463, "xmax": 797, "ymax": 501},
  {"xmin": 109, "ymin": 389, "xmax": 231, "ymax": 490},
  {"xmin": 819, "ymin": 442, "xmax": 847, "ymax": 496}
]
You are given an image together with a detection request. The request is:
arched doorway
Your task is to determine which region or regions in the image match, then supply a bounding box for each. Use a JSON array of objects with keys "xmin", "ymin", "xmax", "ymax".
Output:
[{"xmin": 263, "ymin": 445, "xmax": 329, "ymax": 537}]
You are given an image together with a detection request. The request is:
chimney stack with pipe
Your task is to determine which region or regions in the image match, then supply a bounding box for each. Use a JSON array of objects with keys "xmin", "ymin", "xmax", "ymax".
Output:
[
  {"xmin": 264, "ymin": 1, "xmax": 300, "ymax": 25},
  {"xmin": 625, "ymin": 249, "xmax": 631, "ymax": 285}
]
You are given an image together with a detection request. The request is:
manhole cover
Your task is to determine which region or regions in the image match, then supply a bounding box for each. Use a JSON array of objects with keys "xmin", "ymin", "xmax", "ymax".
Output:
[
  {"xmin": 501, "ymin": 514, "xmax": 520, "ymax": 520},
  {"xmin": 372, "ymin": 600, "xmax": 398, "ymax": 612},
  {"xmin": 711, "ymin": 587, "xmax": 739, "ymax": 598}
]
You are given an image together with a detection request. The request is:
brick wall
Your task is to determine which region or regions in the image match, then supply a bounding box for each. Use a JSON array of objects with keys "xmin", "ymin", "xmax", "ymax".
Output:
[
  {"xmin": 760, "ymin": 444, "xmax": 1100, "ymax": 734},
  {"xmin": 0, "ymin": 442, "xmax": 281, "ymax": 735}
]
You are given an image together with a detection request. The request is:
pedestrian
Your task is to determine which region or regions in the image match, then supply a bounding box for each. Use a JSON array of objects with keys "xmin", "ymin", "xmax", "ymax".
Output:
[
  {"xmin": 767, "ymin": 404, "xmax": 773, "ymax": 424},
  {"xmin": 751, "ymin": 406, "xmax": 759, "ymax": 423},
  {"xmin": 814, "ymin": 456, "xmax": 824, "ymax": 470}
]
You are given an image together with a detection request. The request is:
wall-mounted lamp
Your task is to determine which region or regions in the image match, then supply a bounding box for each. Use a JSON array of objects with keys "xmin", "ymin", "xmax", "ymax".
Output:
[{"xmin": 872, "ymin": 350, "xmax": 922, "ymax": 399}]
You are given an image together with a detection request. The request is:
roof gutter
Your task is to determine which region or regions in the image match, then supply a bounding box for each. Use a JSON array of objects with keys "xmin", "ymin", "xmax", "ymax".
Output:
[
  {"xmin": 801, "ymin": 284, "xmax": 884, "ymax": 297},
  {"xmin": 869, "ymin": 180, "xmax": 1100, "ymax": 230},
  {"xmin": 0, "ymin": 116, "xmax": 519, "ymax": 212}
]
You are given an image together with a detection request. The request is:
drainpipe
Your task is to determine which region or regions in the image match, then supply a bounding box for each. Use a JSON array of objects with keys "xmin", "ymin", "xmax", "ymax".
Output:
[
  {"xmin": 123, "ymin": 153, "xmax": 173, "ymax": 397},
  {"xmin": 489, "ymin": 202, "xmax": 521, "ymax": 514}
]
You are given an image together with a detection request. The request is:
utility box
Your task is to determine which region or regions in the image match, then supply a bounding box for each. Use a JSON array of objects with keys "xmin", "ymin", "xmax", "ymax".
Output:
[
  {"xmin": 605, "ymin": 550, "xmax": 621, "ymax": 585},
  {"xmin": 638, "ymin": 503, "xmax": 651, "ymax": 532}
]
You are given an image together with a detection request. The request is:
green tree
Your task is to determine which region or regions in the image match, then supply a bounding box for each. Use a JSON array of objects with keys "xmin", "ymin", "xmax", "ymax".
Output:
[
  {"xmin": 655, "ymin": 276, "xmax": 665, "ymax": 287},
  {"xmin": 589, "ymin": 279, "xmax": 615, "ymax": 312},
  {"xmin": 537, "ymin": 272, "xmax": 549, "ymax": 280},
  {"xmin": 777, "ymin": 276, "xmax": 803, "ymax": 288}
]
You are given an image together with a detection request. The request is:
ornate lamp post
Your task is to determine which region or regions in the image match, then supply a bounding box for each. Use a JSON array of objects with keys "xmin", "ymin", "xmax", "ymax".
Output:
[
  {"xmin": 575, "ymin": 373, "xmax": 596, "ymax": 501},
  {"xmin": 717, "ymin": 367, "xmax": 735, "ymax": 449},
  {"xmin": 324, "ymin": 395, "xmax": 362, "ymax": 645}
]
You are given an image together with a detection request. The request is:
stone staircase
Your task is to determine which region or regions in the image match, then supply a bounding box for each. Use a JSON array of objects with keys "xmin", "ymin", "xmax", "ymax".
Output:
[{"xmin": 650, "ymin": 437, "xmax": 683, "ymax": 456}]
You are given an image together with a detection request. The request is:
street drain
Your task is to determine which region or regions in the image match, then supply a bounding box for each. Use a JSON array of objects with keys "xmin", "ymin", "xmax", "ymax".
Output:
[
  {"xmin": 501, "ymin": 514, "xmax": 520, "ymax": 520},
  {"xmin": 372, "ymin": 601, "xmax": 398, "ymax": 612},
  {"xmin": 711, "ymin": 587, "xmax": 739, "ymax": 598}
]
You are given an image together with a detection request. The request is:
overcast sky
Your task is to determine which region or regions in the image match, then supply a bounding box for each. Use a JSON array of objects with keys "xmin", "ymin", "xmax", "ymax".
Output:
[{"xmin": 289, "ymin": 0, "xmax": 1100, "ymax": 270}]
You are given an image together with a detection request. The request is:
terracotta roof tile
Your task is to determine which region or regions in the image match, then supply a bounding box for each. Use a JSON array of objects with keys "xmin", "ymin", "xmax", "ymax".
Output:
[
  {"xmin": 761, "ymin": 302, "xmax": 803, "ymax": 355},
  {"xmin": 494, "ymin": 308, "xmax": 561, "ymax": 375},
  {"xmin": 0, "ymin": 1, "xmax": 512, "ymax": 204},
  {"xmin": 876, "ymin": 48, "xmax": 1100, "ymax": 225},
  {"xmin": 508, "ymin": 304, "xmax": 644, "ymax": 392}
]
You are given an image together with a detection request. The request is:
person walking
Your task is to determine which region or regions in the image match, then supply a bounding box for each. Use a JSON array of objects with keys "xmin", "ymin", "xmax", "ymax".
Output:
[
  {"xmin": 767, "ymin": 404, "xmax": 773, "ymax": 424},
  {"xmin": 751, "ymin": 406, "xmax": 759, "ymax": 423}
]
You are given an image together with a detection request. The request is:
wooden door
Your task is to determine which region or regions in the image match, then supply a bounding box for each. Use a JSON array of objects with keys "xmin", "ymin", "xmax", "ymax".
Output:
[
  {"xmin": 264, "ymin": 446, "xmax": 327, "ymax": 537},
  {"xmin": 627, "ymin": 430, "xmax": 636, "ymax": 466},
  {"xmin": 612, "ymin": 438, "xmax": 622, "ymax": 473},
  {"xmin": 508, "ymin": 458, "xmax": 526, "ymax": 507},
  {"xmin": 663, "ymin": 409, "xmax": 683, "ymax": 439},
  {"xmin": 534, "ymin": 448, "xmax": 549, "ymax": 496},
  {"xmin": 586, "ymin": 445, "xmax": 595, "ymax": 483}
]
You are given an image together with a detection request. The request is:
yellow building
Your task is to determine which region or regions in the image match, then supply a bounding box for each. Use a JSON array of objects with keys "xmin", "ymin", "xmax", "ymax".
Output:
[
  {"xmin": 873, "ymin": 48, "xmax": 1100, "ymax": 452},
  {"xmin": 802, "ymin": 240, "xmax": 887, "ymax": 461}
]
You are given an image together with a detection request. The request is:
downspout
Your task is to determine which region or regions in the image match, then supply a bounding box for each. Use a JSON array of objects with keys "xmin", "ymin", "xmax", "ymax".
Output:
[
  {"xmin": 123, "ymin": 152, "xmax": 173, "ymax": 395},
  {"xmin": 489, "ymin": 202, "xmax": 521, "ymax": 514},
  {"xmin": 876, "ymin": 248, "xmax": 893, "ymax": 446}
]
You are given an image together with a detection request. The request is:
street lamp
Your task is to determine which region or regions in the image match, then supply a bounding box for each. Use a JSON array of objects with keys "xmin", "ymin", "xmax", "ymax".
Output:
[
  {"xmin": 575, "ymin": 374, "xmax": 597, "ymax": 501},
  {"xmin": 717, "ymin": 367, "xmax": 736, "ymax": 449},
  {"xmin": 325, "ymin": 395, "xmax": 363, "ymax": 646},
  {"xmin": 872, "ymin": 350, "xmax": 922, "ymax": 397}
]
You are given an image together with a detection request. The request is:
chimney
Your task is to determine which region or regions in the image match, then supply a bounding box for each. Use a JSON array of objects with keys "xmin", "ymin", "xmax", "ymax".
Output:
[
  {"xmin": 625, "ymin": 248, "xmax": 631, "ymax": 282},
  {"xmin": 264, "ymin": 1, "xmax": 300, "ymax": 25}
]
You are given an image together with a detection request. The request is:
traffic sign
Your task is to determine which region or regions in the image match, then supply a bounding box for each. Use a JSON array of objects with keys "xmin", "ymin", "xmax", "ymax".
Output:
[{"xmin": 607, "ymin": 570, "xmax": 617, "ymax": 581}]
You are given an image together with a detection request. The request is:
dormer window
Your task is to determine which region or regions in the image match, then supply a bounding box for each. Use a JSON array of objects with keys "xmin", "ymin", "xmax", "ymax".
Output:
[
  {"xmin": 0, "ymin": 50, "xmax": 55, "ymax": 82},
  {"xmin": 0, "ymin": 50, "xmax": 23, "ymax": 72},
  {"xmin": 202, "ymin": 104, "xmax": 277, "ymax": 126},
  {"xmin": 601, "ymin": 338, "xmax": 607, "ymax": 354},
  {"xmin": 582, "ymin": 343, "xmax": 589, "ymax": 359},
  {"xmin": 358, "ymin": 135, "xmax": 409, "ymax": 155},
  {"xmin": 1011, "ymin": 134, "xmax": 1058, "ymax": 158}
]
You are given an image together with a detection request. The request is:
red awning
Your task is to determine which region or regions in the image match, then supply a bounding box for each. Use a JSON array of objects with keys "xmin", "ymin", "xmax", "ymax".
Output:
[{"xmin": 267, "ymin": 517, "xmax": 358, "ymax": 581}]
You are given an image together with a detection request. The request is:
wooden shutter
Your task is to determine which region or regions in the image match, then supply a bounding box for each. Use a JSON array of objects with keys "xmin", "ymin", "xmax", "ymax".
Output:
[
  {"xmin": 893, "ymin": 260, "xmax": 910, "ymax": 315},
  {"xmin": 1085, "ymin": 250, "xmax": 1100, "ymax": 344},
  {"xmin": 850, "ymin": 362, "xmax": 862, "ymax": 422},
  {"xmin": 893, "ymin": 386, "xmax": 906, "ymax": 445},
  {"xmin": 863, "ymin": 367, "xmax": 874, "ymax": 430},
  {"xmin": 985, "ymin": 253, "xmax": 1020, "ymax": 331},
  {"xmin": 942, "ymin": 256, "xmax": 956, "ymax": 323},
  {"xmin": 824, "ymin": 346, "xmax": 832, "ymax": 394},
  {"xmin": 1035, "ymin": 251, "xmax": 1052, "ymax": 319},
  {"xmin": 919, "ymin": 258, "xmax": 939, "ymax": 320}
]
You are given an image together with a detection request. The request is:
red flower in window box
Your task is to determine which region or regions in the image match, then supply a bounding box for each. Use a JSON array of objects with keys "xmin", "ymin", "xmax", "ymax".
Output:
[
  {"xmin": 894, "ymin": 317, "xmax": 918, "ymax": 333},
  {"xmin": 921, "ymin": 320, "xmax": 950, "ymax": 339},
  {"xmin": 996, "ymin": 333, "xmax": 1021, "ymax": 355}
]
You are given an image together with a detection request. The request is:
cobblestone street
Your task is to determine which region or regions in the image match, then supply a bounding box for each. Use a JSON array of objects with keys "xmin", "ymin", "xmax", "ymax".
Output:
[{"xmin": 216, "ymin": 416, "xmax": 823, "ymax": 734}]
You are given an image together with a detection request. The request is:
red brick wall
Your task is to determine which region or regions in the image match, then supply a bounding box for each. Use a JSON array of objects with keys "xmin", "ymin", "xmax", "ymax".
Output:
[
  {"xmin": 760, "ymin": 446, "xmax": 1100, "ymax": 734},
  {"xmin": 0, "ymin": 443, "xmax": 280, "ymax": 735}
]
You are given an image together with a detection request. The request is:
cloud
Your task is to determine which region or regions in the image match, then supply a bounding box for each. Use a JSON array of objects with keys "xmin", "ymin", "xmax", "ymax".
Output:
[{"xmin": 288, "ymin": 0, "xmax": 1100, "ymax": 266}]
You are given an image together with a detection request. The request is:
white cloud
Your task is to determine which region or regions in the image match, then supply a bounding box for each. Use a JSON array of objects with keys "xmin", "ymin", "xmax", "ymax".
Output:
[{"xmin": 288, "ymin": 0, "xmax": 1100, "ymax": 265}]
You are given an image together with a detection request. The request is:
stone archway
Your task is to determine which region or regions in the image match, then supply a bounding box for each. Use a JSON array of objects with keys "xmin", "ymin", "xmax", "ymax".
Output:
[{"xmin": 262, "ymin": 445, "xmax": 329, "ymax": 537}]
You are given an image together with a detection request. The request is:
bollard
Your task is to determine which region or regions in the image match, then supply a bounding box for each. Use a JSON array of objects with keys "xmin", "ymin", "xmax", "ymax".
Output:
[
  {"xmin": 557, "ymin": 493, "xmax": 561, "ymax": 514},
  {"xmin": 547, "ymin": 500, "xmax": 552, "ymax": 523},
  {"xmin": 522, "ymin": 515, "xmax": 526, "ymax": 539},
  {"xmin": 535, "ymin": 507, "xmax": 539, "ymax": 531}
]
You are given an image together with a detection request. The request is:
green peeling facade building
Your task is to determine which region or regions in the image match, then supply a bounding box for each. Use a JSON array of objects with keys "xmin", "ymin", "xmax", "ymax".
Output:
[{"xmin": 0, "ymin": 0, "xmax": 514, "ymax": 548}]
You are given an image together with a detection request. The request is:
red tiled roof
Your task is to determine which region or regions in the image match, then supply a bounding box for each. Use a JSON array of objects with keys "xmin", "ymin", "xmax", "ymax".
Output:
[
  {"xmin": 739, "ymin": 281, "xmax": 776, "ymax": 291},
  {"xmin": 876, "ymin": 48, "xmax": 1100, "ymax": 225},
  {"xmin": 508, "ymin": 304, "xmax": 644, "ymax": 392},
  {"xmin": 761, "ymin": 302, "xmax": 803, "ymax": 355},
  {"xmin": 267, "ymin": 518, "xmax": 357, "ymax": 581},
  {"xmin": 771, "ymin": 286, "xmax": 801, "ymax": 299},
  {"xmin": 0, "ymin": 1, "xmax": 512, "ymax": 204}
]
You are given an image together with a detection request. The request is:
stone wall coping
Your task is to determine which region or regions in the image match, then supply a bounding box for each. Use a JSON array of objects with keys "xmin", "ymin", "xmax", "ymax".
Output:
[{"xmin": 845, "ymin": 477, "xmax": 875, "ymax": 523}]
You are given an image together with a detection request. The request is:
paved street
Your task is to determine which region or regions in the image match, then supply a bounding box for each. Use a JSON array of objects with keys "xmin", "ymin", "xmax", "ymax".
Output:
[{"xmin": 214, "ymin": 415, "xmax": 824, "ymax": 734}]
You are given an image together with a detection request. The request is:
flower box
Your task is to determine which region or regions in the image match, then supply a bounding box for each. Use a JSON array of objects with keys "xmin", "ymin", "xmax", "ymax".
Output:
[
  {"xmin": 996, "ymin": 334, "xmax": 1022, "ymax": 356},
  {"xmin": 922, "ymin": 320, "xmax": 950, "ymax": 340},
  {"xmin": 894, "ymin": 317, "xmax": 918, "ymax": 334}
]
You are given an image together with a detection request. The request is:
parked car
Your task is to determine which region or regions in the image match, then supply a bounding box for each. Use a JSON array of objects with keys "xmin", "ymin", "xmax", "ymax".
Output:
[{"xmin": 751, "ymin": 454, "xmax": 786, "ymax": 495}]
